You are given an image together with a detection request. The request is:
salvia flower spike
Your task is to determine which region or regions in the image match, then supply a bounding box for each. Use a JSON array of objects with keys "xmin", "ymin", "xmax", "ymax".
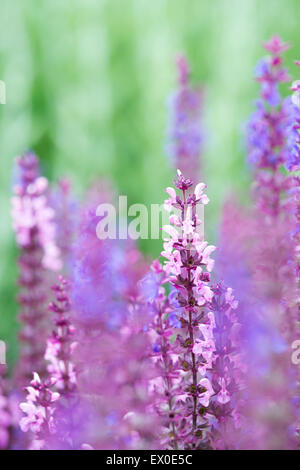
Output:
[
  {"xmin": 161, "ymin": 169, "xmax": 216, "ymax": 448},
  {"xmin": 166, "ymin": 56, "xmax": 204, "ymax": 180},
  {"xmin": 11, "ymin": 153, "xmax": 61, "ymax": 385}
]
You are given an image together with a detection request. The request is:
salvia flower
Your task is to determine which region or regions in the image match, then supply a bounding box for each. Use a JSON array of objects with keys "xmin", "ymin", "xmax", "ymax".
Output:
[
  {"xmin": 161, "ymin": 169, "xmax": 216, "ymax": 449},
  {"xmin": 226, "ymin": 38, "xmax": 300, "ymax": 448},
  {"xmin": 247, "ymin": 36, "xmax": 291, "ymax": 169},
  {"xmin": 246, "ymin": 40, "xmax": 299, "ymax": 333},
  {"xmin": 284, "ymin": 63, "xmax": 300, "ymax": 447},
  {"xmin": 12, "ymin": 154, "xmax": 62, "ymax": 272},
  {"xmin": 67, "ymin": 189, "xmax": 158, "ymax": 449},
  {"xmin": 141, "ymin": 261, "xmax": 181, "ymax": 449},
  {"xmin": 166, "ymin": 55, "xmax": 204, "ymax": 180},
  {"xmin": 46, "ymin": 276, "xmax": 77, "ymax": 394},
  {"xmin": 206, "ymin": 283, "xmax": 244, "ymax": 449},
  {"xmin": 245, "ymin": 38, "xmax": 297, "ymax": 315},
  {"xmin": 285, "ymin": 76, "xmax": 300, "ymax": 171},
  {"xmin": 50, "ymin": 179, "xmax": 78, "ymax": 270},
  {"xmin": 11, "ymin": 153, "xmax": 61, "ymax": 384}
]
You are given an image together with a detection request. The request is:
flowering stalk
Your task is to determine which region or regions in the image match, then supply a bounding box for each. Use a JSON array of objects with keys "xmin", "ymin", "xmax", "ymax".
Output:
[
  {"xmin": 67, "ymin": 192, "xmax": 158, "ymax": 449},
  {"xmin": 46, "ymin": 276, "xmax": 76, "ymax": 395},
  {"xmin": 236, "ymin": 37, "xmax": 300, "ymax": 448},
  {"xmin": 246, "ymin": 36, "xmax": 292, "ymax": 215},
  {"xmin": 287, "ymin": 69, "xmax": 300, "ymax": 320},
  {"xmin": 246, "ymin": 37, "xmax": 298, "ymax": 320},
  {"xmin": 11, "ymin": 153, "xmax": 62, "ymax": 384},
  {"xmin": 50, "ymin": 179, "xmax": 77, "ymax": 270},
  {"xmin": 162, "ymin": 170, "xmax": 216, "ymax": 448},
  {"xmin": 286, "ymin": 66, "xmax": 300, "ymax": 172},
  {"xmin": 20, "ymin": 278, "xmax": 87, "ymax": 450},
  {"xmin": 166, "ymin": 55, "xmax": 204, "ymax": 180},
  {"xmin": 207, "ymin": 284, "xmax": 245, "ymax": 449},
  {"xmin": 284, "ymin": 63, "xmax": 300, "ymax": 445},
  {"xmin": 287, "ymin": 62, "xmax": 300, "ymax": 290},
  {"xmin": 140, "ymin": 261, "xmax": 181, "ymax": 449}
]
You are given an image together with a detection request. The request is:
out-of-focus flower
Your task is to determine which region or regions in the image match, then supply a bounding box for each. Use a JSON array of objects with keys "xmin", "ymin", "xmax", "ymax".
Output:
[
  {"xmin": 46, "ymin": 276, "xmax": 77, "ymax": 394},
  {"xmin": 0, "ymin": 368, "xmax": 11, "ymax": 450},
  {"xmin": 50, "ymin": 179, "xmax": 78, "ymax": 270},
  {"xmin": 216, "ymin": 38, "xmax": 299, "ymax": 449},
  {"xmin": 166, "ymin": 55, "xmax": 204, "ymax": 180},
  {"xmin": 142, "ymin": 261, "xmax": 181, "ymax": 449},
  {"xmin": 246, "ymin": 36, "xmax": 292, "ymax": 169},
  {"xmin": 19, "ymin": 373, "xmax": 59, "ymax": 449},
  {"xmin": 11, "ymin": 153, "xmax": 62, "ymax": 385},
  {"xmin": 67, "ymin": 186, "xmax": 159, "ymax": 449}
]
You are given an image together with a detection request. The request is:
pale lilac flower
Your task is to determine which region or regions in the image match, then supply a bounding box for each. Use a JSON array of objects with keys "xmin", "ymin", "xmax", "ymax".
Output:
[{"xmin": 19, "ymin": 401, "xmax": 46, "ymax": 434}]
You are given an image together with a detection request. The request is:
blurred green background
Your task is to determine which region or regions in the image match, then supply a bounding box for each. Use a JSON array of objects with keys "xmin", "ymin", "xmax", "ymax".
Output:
[{"xmin": 1, "ymin": 0, "xmax": 299, "ymax": 365}]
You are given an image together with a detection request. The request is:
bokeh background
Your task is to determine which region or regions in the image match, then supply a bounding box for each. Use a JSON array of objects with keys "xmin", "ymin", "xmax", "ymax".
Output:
[{"xmin": 1, "ymin": 0, "xmax": 299, "ymax": 364}]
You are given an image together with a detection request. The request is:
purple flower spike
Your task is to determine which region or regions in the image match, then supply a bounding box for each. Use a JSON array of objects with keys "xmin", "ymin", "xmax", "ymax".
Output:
[
  {"xmin": 247, "ymin": 36, "xmax": 292, "ymax": 170},
  {"xmin": 166, "ymin": 55, "xmax": 204, "ymax": 180},
  {"xmin": 11, "ymin": 153, "xmax": 62, "ymax": 385},
  {"xmin": 46, "ymin": 276, "xmax": 77, "ymax": 395}
]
